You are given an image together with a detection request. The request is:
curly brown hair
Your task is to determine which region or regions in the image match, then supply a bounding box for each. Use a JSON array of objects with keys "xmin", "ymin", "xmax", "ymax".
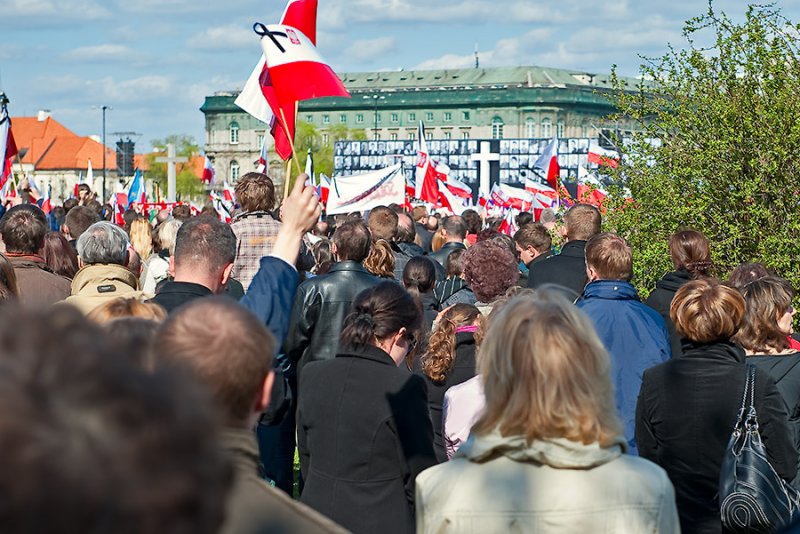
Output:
[
  {"xmin": 462, "ymin": 240, "xmax": 519, "ymax": 303},
  {"xmin": 234, "ymin": 172, "xmax": 275, "ymax": 213},
  {"xmin": 422, "ymin": 304, "xmax": 483, "ymax": 383}
]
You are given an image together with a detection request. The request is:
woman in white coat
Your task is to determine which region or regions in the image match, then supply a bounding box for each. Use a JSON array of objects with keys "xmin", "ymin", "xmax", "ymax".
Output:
[{"xmin": 416, "ymin": 287, "xmax": 680, "ymax": 533}]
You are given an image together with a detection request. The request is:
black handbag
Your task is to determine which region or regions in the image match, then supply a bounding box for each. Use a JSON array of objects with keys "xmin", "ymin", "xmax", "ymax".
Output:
[{"xmin": 719, "ymin": 365, "xmax": 799, "ymax": 533}]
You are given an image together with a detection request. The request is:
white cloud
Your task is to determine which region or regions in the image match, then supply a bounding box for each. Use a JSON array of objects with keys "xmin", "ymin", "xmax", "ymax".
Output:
[
  {"xmin": 63, "ymin": 44, "xmax": 137, "ymax": 62},
  {"xmin": 345, "ymin": 37, "xmax": 397, "ymax": 64},
  {"xmin": 186, "ymin": 24, "xmax": 256, "ymax": 51},
  {"xmin": 4, "ymin": 0, "xmax": 111, "ymax": 19}
]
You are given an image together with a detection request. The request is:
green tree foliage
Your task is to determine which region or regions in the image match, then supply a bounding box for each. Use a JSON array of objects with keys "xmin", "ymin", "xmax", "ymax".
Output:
[
  {"xmin": 145, "ymin": 134, "xmax": 204, "ymax": 200},
  {"xmin": 606, "ymin": 2, "xmax": 800, "ymax": 300}
]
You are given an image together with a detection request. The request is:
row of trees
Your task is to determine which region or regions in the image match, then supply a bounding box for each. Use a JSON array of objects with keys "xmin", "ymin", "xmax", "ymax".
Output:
[{"xmin": 605, "ymin": 2, "xmax": 800, "ymax": 305}]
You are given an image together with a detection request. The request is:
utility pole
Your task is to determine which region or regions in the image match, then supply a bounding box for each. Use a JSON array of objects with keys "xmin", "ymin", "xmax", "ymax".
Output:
[{"xmin": 94, "ymin": 105, "xmax": 112, "ymax": 202}]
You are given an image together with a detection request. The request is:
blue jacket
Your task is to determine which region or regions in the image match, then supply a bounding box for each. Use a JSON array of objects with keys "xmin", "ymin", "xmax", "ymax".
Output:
[
  {"xmin": 240, "ymin": 256, "xmax": 299, "ymax": 349},
  {"xmin": 576, "ymin": 280, "xmax": 671, "ymax": 455}
]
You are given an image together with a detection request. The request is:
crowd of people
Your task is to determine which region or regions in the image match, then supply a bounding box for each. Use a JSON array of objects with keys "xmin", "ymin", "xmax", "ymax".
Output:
[{"xmin": 0, "ymin": 170, "xmax": 798, "ymax": 533}]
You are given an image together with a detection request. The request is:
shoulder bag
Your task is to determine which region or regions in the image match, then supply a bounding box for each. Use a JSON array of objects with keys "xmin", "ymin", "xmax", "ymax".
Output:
[{"xmin": 719, "ymin": 365, "xmax": 799, "ymax": 533}]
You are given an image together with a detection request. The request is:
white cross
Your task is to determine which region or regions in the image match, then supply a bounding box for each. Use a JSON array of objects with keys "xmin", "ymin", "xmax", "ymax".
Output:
[
  {"xmin": 155, "ymin": 143, "xmax": 188, "ymax": 202},
  {"xmin": 470, "ymin": 141, "xmax": 499, "ymax": 198}
]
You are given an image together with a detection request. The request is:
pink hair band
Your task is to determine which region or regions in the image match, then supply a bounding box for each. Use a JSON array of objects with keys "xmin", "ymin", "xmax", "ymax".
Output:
[{"xmin": 455, "ymin": 325, "xmax": 479, "ymax": 334}]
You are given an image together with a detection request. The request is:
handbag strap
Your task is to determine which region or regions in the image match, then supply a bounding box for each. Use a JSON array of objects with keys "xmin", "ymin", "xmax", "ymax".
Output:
[{"xmin": 747, "ymin": 365, "xmax": 756, "ymax": 411}]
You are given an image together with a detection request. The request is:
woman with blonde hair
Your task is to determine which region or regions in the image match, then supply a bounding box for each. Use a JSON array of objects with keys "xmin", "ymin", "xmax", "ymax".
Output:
[
  {"xmin": 417, "ymin": 289, "xmax": 679, "ymax": 533},
  {"xmin": 86, "ymin": 297, "xmax": 167, "ymax": 324},
  {"xmin": 417, "ymin": 303, "xmax": 482, "ymax": 462},
  {"xmin": 363, "ymin": 238, "xmax": 395, "ymax": 279},
  {"xmin": 637, "ymin": 278, "xmax": 795, "ymax": 533},
  {"xmin": 128, "ymin": 218, "xmax": 154, "ymax": 261}
]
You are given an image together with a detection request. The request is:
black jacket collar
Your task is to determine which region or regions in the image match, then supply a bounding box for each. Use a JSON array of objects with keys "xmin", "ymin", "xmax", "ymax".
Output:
[
  {"xmin": 527, "ymin": 249, "xmax": 554, "ymax": 269},
  {"xmin": 440, "ymin": 241, "xmax": 466, "ymax": 251},
  {"xmin": 328, "ymin": 261, "xmax": 370, "ymax": 274},
  {"xmin": 559, "ymin": 240, "xmax": 587, "ymax": 258},
  {"xmin": 337, "ymin": 344, "xmax": 397, "ymax": 366},
  {"xmin": 158, "ymin": 280, "xmax": 213, "ymax": 297},
  {"xmin": 682, "ymin": 340, "xmax": 745, "ymax": 363}
]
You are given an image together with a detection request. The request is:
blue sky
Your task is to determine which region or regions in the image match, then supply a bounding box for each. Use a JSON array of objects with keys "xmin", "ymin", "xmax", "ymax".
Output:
[{"xmin": 2, "ymin": 0, "xmax": 799, "ymax": 152}]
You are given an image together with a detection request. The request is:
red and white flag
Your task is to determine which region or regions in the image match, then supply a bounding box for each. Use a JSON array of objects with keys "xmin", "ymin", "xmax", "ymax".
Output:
[
  {"xmin": 437, "ymin": 180, "xmax": 469, "ymax": 215},
  {"xmin": 498, "ymin": 209, "xmax": 517, "ymax": 236},
  {"xmin": 588, "ymin": 145, "xmax": 619, "ymax": 168},
  {"xmin": 498, "ymin": 183, "xmax": 534, "ymax": 211},
  {"xmin": 223, "ymin": 181, "xmax": 235, "ymax": 204},
  {"xmin": 1, "ymin": 174, "xmax": 16, "ymax": 202},
  {"xmin": 0, "ymin": 106, "xmax": 18, "ymax": 190},
  {"xmin": 524, "ymin": 178, "xmax": 558, "ymax": 208},
  {"xmin": 414, "ymin": 121, "xmax": 438, "ymax": 204},
  {"xmin": 256, "ymin": 140, "xmax": 269, "ymax": 173},
  {"xmin": 445, "ymin": 176, "xmax": 473, "ymax": 199},
  {"xmin": 26, "ymin": 173, "xmax": 43, "ymax": 201},
  {"xmin": 41, "ymin": 185, "xmax": 52, "ymax": 215},
  {"xmin": 235, "ymin": 0, "xmax": 320, "ymax": 140},
  {"xmin": 577, "ymin": 165, "xmax": 608, "ymax": 206},
  {"xmin": 533, "ymin": 136, "xmax": 560, "ymax": 189},
  {"xmin": 202, "ymin": 156, "xmax": 215, "ymax": 185},
  {"xmin": 489, "ymin": 183, "xmax": 511, "ymax": 208},
  {"xmin": 114, "ymin": 193, "xmax": 128, "ymax": 226},
  {"xmin": 252, "ymin": 17, "xmax": 349, "ymax": 160},
  {"xmin": 318, "ymin": 173, "xmax": 330, "ymax": 205}
]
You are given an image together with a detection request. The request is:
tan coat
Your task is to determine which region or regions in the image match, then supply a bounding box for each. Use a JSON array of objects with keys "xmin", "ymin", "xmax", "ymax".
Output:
[
  {"xmin": 8, "ymin": 255, "xmax": 71, "ymax": 308},
  {"xmin": 416, "ymin": 433, "xmax": 680, "ymax": 534},
  {"xmin": 64, "ymin": 263, "xmax": 142, "ymax": 314}
]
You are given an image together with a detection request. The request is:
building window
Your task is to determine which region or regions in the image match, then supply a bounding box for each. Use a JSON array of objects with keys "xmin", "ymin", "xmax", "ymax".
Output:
[
  {"xmin": 557, "ymin": 119, "xmax": 565, "ymax": 138},
  {"xmin": 426, "ymin": 112, "xmax": 434, "ymax": 121},
  {"xmin": 425, "ymin": 131, "xmax": 433, "ymax": 141},
  {"xmin": 230, "ymin": 160, "xmax": 240, "ymax": 181},
  {"xmin": 322, "ymin": 133, "xmax": 330, "ymax": 146},
  {"xmin": 306, "ymin": 115, "xmax": 314, "ymax": 123},
  {"xmin": 229, "ymin": 122, "xmax": 239, "ymax": 144},
  {"xmin": 356, "ymin": 114, "xmax": 364, "ymax": 124},
  {"xmin": 323, "ymin": 115, "xmax": 330, "ymax": 124},
  {"xmin": 391, "ymin": 112, "xmax": 399, "ymax": 123},
  {"xmin": 444, "ymin": 112, "xmax": 452, "ymax": 122},
  {"xmin": 257, "ymin": 133, "xmax": 265, "ymax": 149},
  {"xmin": 463, "ymin": 111, "xmax": 470, "ymax": 121},
  {"xmin": 462, "ymin": 131, "xmax": 470, "ymax": 139},
  {"xmin": 373, "ymin": 132, "xmax": 380, "ymax": 141},
  {"xmin": 340, "ymin": 114, "xmax": 347, "ymax": 124},
  {"xmin": 581, "ymin": 123, "xmax": 589, "ymax": 138},
  {"xmin": 444, "ymin": 131, "xmax": 451, "ymax": 140},
  {"xmin": 526, "ymin": 118, "xmax": 536, "ymax": 139},
  {"xmin": 491, "ymin": 117, "xmax": 504, "ymax": 140},
  {"xmin": 541, "ymin": 117, "xmax": 552, "ymax": 138},
  {"xmin": 390, "ymin": 133, "xmax": 398, "ymax": 141},
  {"xmin": 409, "ymin": 112, "xmax": 416, "ymax": 122},
  {"xmin": 409, "ymin": 132, "xmax": 416, "ymax": 140},
  {"xmin": 376, "ymin": 113, "xmax": 382, "ymax": 123}
]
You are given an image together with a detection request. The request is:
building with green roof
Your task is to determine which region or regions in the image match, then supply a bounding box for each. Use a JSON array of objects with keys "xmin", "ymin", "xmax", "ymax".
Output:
[{"xmin": 200, "ymin": 65, "xmax": 640, "ymax": 184}]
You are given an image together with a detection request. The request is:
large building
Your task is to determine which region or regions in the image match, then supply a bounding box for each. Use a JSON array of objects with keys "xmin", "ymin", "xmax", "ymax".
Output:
[{"xmin": 200, "ymin": 65, "xmax": 641, "ymax": 186}]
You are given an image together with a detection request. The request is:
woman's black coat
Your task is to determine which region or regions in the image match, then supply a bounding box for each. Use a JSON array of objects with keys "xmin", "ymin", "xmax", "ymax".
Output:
[
  {"xmin": 636, "ymin": 341, "xmax": 797, "ymax": 534},
  {"xmin": 416, "ymin": 331, "xmax": 478, "ymax": 463},
  {"xmin": 297, "ymin": 344, "xmax": 436, "ymax": 534},
  {"xmin": 645, "ymin": 269, "xmax": 692, "ymax": 357}
]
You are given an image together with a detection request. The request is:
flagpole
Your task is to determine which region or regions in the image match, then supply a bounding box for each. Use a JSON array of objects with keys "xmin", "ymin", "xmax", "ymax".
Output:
[
  {"xmin": 284, "ymin": 159, "xmax": 292, "ymax": 200},
  {"xmin": 279, "ymin": 107, "xmax": 303, "ymax": 176}
]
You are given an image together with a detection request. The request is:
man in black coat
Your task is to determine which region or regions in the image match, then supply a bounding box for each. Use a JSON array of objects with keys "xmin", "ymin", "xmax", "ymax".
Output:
[
  {"xmin": 526, "ymin": 203, "xmax": 601, "ymax": 300},
  {"xmin": 514, "ymin": 221, "xmax": 553, "ymax": 271},
  {"xmin": 284, "ymin": 219, "xmax": 381, "ymax": 376},
  {"xmin": 427, "ymin": 215, "xmax": 467, "ymax": 268}
]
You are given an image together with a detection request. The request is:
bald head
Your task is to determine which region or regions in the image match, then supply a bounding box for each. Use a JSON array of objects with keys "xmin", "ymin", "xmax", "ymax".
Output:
[{"xmin": 154, "ymin": 298, "xmax": 275, "ymax": 426}]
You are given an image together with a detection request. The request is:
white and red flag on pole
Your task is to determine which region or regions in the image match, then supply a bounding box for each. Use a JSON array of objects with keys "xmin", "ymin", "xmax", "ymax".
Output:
[
  {"xmin": 498, "ymin": 209, "xmax": 517, "ymax": 236},
  {"xmin": 437, "ymin": 180, "xmax": 469, "ymax": 215},
  {"xmin": 223, "ymin": 181, "xmax": 235, "ymax": 204},
  {"xmin": 256, "ymin": 140, "xmax": 269, "ymax": 173},
  {"xmin": 235, "ymin": 0, "xmax": 320, "ymax": 149},
  {"xmin": 497, "ymin": 183, "xmax": 534, "ymax": 211},
  {"xmin": 577, "ymin": 165, "xmax": 608, "ymax": 206},
  {"xmin": 533, "ymin": 136, "xmax": 560, "ymax": 189},
  {"xmin": 445, "ymin": 176, "xmax": 473, "ymax": 199},
  {"xmin": 414, "ymin": 121, "xmax": 439, "ymax": 204},
  {"xmin": 317, "ymin": 173, "xmax": 331, "ymax": 205},
  {"xmin": 587, "ymin": 145, "xmax": 619, "ymax": 168},
  {"xmin": 202, "ymin": 156, "xmax": 215, "ymax": 185},
  {"xmin": 525, "ymin": 178, "xmax": 558, "ymax": 208},
  {"xmin": 26, "ymin": 173, "xmax": 43, "ymax": 201},
  {"xmin": 41, "ymin": 184, "xmax": 52, "ymax": 215},
  {"xmin": 0, "ymin": 104, "xmax": 18, "ymax": 190}
]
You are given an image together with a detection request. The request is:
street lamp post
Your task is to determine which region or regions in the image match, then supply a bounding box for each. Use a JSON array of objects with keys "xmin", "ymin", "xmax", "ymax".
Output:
[
  {"xmin": 363, "ymin": 94, "xmax": 384, "ymax": 140},
  {"xmin": 101, "ymin": 105, "xmax": 110, "ymax": 202}
]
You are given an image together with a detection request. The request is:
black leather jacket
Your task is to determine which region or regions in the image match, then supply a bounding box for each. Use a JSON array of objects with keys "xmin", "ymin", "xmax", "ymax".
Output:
[
  {"xmin": 284, "ymin": 261, "xmax": 381, "ymax": 376},
  {"xmin": 427, "ymin": 241, "xmax": 466, "ymax": 269}
]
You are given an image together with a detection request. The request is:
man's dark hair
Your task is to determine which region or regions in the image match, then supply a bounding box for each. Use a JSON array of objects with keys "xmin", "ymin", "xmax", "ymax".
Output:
[
  {"xmin": 333, "ymin": 220, "xmax": 371, "ymax": 263},
  {"xmin": 64, "ymin": 206, "xmax": 101, "ymax": 241},
  {"xmin": 442, "ymin": 215, "xmax": 467, "ymax": 240},
  {"xmin": 514, "ymin": 222, "xmax": 552, "ymax": 254},
  {"xmin": 0, "ymin": 205, "xmax": 48, "ymax": 254},
  {"xmin": 462, "ymin": 209, "xmax": 482, "ymax": 235},
  {"xmin": 63, "ymin": 198, "xmax": 79, "ymax": 212},
  {"xmin": 123, "ymin": 209, "xmax": 141, "ymax": 231},
  {"xmin": 396, "ymin": 213, "xmax": 416, "ymax": 243},
  {"xmin": 84, "ymin": 200, "xmax": 103, "ymax": 217},
  {"xmin": 367, "ymin": 206, "xmax": 399, "ymax": 242},
  {"xmin": 515, "ymin": 212, "xmax": 533, "ymax": 228},
  {"xmin": 174, "ymin": 218, "xmax": 237, "ymax": 275},
  {"xmin": 172, "ymin": 204, "xmax": 192, "ymax": 221},
  {"xmin": 0, "ymin": 304, "xmax": 231, "ymax": 533},
  {"xmin": 154, "ymin": 298, "xmax": 275, "ymax": 426}
]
